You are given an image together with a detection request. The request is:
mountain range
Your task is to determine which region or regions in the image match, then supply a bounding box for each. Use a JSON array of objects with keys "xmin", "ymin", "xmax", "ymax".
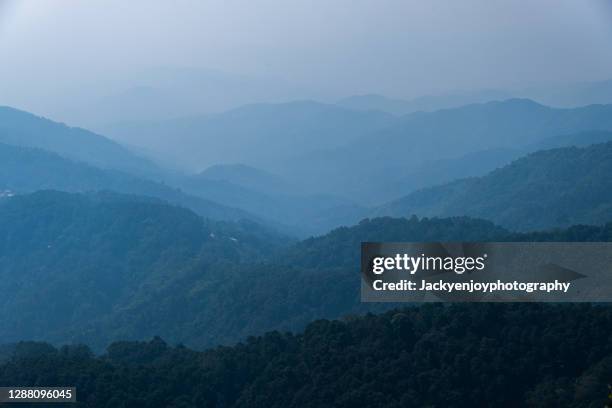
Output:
[
  {"xmin": 378, "ymin": 142, "xmax": 612, "ymax": 231},
  {"xmin": 0, "ymin": 142, "xmax": 256, "ymax": 223},
  {"xmin": 5, "ymin": 101, "xmax": 612, "ymax": 236},
  {"xmin": 102, "ymin": 98, "xmax": 612, "ymax": 205},
  {"xmin": 101, "ymin": 100, "xmax": 396, "ymax": 172},
  {"xmin": 289, "ymin": 99, "xmax": 612, "ymax": 203},
  {"xmin": 0, "ymin": 106, "xmax": 361, "ymax": 235},
  {"xmin": 0, "ymin": 106, "xmax": 161, "ymax": 177},
  {"xmin": 2, "ymin": 189, "xmax": 611, "ymax": 351},
  {"xmin": 519, "ymin": 78, "xmax": 612, "ymax": 108},
  {"xmin": 336, "ymin": 89, "xmax": 513, "ymax": 115},
  {"xmin": 2, "ymin": 89, "xmax": 612, "ymax": 407}
]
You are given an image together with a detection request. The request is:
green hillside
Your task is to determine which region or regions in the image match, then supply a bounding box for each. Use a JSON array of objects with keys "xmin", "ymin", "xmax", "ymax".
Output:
[
  {"xmin": 0, "ymin": 191, "xmax": 288, "ymax": 348},
  {"xmin": 378, "ymin": 142, "xmax": 612, "ymax": 231},
  {"xmin": 3, "ymin": 191, "xmax": 611, "ymax": 351}
]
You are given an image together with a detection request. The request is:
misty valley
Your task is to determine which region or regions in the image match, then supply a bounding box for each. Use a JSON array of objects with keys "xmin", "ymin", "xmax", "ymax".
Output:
[
  {"xmin": 1, "ymin": 92, "xmax": 612, "ymax": 406},
  {"xmin": 1, "ymin": 2, "xmax": 612, "ymax": 405}
]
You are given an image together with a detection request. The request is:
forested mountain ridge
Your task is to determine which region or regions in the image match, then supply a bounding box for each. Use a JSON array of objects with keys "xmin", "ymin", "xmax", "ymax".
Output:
[
  {"xmin": 3, "ymin": 190, "xmax": 612, "ymax": 351},
  {"xmin": 0, "ymin": 140, "xmax": 362, "ymax": 236},
  {"xmin": 6, "ymin": 102, "xmax": 612, "ymax": 236},
  {"xmin": 377, "ymin": 142, "xmax": 612, "ymax": 231},
  {"xmin": 387, "ymin": 130, "xmax": 612, "ymax": 198},
  {"xmin": 86, "ymin": 216, "xmax": 612, "ymax": 350},
  {"xmin": 0, "ymin": 191, "xmax": 289, "ymax": 348},
  {"xmin": 273, "ymin": 99, "xmax": 612, "ymax": 202},
  {"xmin": 0, "ymin": 106, "xmax": 160, "ymax": 177},
  {"xmin": 0, "ymin": 142, "xmax": 262, "ymax": 223},
  {"xmin": 1, "ymin": 303, "xmax": 610, "ymax": 408}
]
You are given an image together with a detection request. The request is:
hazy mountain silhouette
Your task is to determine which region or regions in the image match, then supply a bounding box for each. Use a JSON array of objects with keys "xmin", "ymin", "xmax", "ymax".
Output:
[
  {"xmin": 56, "ymin": 67, "xmax": 311, "ymax": 127},
  {"xmin": 530, "ymin": 129, "xmax": 612, "ymax": 150},
  {"xmin": 198, "ymin": 164, "xmax": 292, "ymax": 196},
  {"xmin": 377, "ymin": 142, "xmax": 612, "ymax": 231},
  {"xmin": 0, "ymin": 106, "xmax": 161, "ymax": 177},
  {"xmin": 386, "ymin": 130, "xmax": 612, "ymax": 200},
  {"xmin": 0, "ymin": 106, "xmax": 364, "ymax": 235},
  {"xmin": 6, "ymin": 102, "xmax": 612, "ymax": 235},
  {"xmin": 337, "ymin": 89, "xmax": 512, "ymax": 115},
  {"xmin": 0, "ymin": 143, "xmax": 256, "ymax": 223},
  {"xmin": 102, "ymin": 100, "xmax": 396, "ymax": 171},
  {"xmin": 178, "ymin": 172, "xmax": 366, "ymax": 236},
  {"xmin": 101, "ymin": 99, "xmax": 612, "ymax": 208},
  {"xmin": 521, "ymin": 78, "xmax": 612, "ymax": 108},
  {"xmin": 283, "ymin": 99, "xmax": 612, "ymax": 203}
]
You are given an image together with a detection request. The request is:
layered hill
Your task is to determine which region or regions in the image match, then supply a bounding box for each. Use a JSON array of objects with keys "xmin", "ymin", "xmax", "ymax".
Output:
[
  {"xmin": 388, "ymin": 130, "xmax": 612, "ymax": 198},
  {"xmin": 180, "ymin": 177, "xmax": 366, "ymax": 236},
  {"xmin": 102, "ymin": 100, "xmax": 396, "ymax": 171},
  {"xmin": 0, "ymin": 142, "xmax": 254, "ymax": 222},
  {"xmin": 378, "ymin": 142, "xmax": 612, "ymax": 231},
  {"xmin": 336, "ymin": 89, "xmax": 511, "ymax": 115},
  {"xmin": 0, "ymin": 110, "xmax": 361, "ymax": 236},
  {"xmin": 101, "ymin": 99, "xmax": 612, "ymax": 205},
  {"xmin": 3, "ymin": 191, "xmax": 611, "ymax": 351},
  {"xmin": 179, "ymin": 168, "xmax": 366, "ymax": 236},
  {"xmin": 281, "ymin": 99, "xmax": 612, "ymax": 202},
  {"xmin": 197, "ymin": 164, "xmax": 292, "ymax": 196},
  {"xmin": 0, "ymin": 191, "xmax": 288, "ymax": 348},
  {"xmin": 0, "ymin": 106, "xmax": 160, "ymax": 177}
]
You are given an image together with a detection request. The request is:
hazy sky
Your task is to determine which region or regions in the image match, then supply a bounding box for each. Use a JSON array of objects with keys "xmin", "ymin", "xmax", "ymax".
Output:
[{"xmin": 1, "ymin": 0, "xmax": 612, "ymax": 121}]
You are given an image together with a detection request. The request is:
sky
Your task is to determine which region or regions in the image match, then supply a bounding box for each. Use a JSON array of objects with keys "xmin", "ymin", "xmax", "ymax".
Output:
[{"xmin": 0, "ymin": 0, "xmax": 611, "ymax": 123}]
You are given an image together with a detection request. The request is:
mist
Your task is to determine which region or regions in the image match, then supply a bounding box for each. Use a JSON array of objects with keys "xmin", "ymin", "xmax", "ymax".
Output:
[{"xmin": 0, "ymin": 0, "xmax": 611, "ymax": 126}]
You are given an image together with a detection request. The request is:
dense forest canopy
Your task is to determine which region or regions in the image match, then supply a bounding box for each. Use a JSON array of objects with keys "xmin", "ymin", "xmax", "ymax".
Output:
[
  {"xmin": 0, "ymin": 191, "xmax": 288, "ymax": 348},
  {"xmin": 1, "ymin": 303, "xmax": 610, "ymax": 408}
]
